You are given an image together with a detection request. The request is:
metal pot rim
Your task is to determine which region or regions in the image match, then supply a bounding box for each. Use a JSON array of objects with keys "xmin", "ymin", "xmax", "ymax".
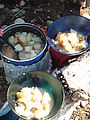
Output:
[{"xmin": 1, "ymin": 23, "xmax": 47, "ymax": 63}]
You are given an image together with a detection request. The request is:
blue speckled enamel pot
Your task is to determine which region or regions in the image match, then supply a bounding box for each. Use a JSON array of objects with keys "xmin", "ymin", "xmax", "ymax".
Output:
[{"xmin": 1, "ymin": 23, "xmax": 47, "ymax": 66}]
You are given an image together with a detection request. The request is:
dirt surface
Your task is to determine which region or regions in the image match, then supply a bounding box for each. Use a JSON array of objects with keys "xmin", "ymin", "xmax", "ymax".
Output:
[
  {"xmin": 70, "ymin": 99, "xmax": 90, "ymax": 120},
  {"xmin": 0, "ymin": 0, "xmax": 80, "ymax": 27}
]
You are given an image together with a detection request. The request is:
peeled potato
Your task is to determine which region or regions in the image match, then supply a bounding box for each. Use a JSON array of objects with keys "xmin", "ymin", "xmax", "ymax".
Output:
[
  {"xmin": 15, "ymin": 44, "xmax": 23, "ymax": 51},
  {"xmin": 24, "ymin": 46, "xmax": 32, "ymax": 52},
  {"xmin": 34, "ymin": 44, "xmax": 41, "ymax": 50},
  {"xmin": 16, "ymin": 92, "xmax": 27, "ymax": 99},
  {"xmin": 8, "ymin": 36, "xmax": 16, "ymax": 46},
  {"xmin": 26, "ymin": 33, "xmax": 32, "ymax": 42}
]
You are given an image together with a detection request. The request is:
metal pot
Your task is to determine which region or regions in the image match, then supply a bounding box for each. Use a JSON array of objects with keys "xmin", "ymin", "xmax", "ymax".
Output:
[
  {"xmin": 47, "ymin": 15, "xmax": 90, "ymax": 66},
  {"xmin": 1, "ymin": 23, "xmax": 47, "ymax": 66},
  {"xmin": 7, "ymin": 71, "xmax": 64, "ymax": 120}
]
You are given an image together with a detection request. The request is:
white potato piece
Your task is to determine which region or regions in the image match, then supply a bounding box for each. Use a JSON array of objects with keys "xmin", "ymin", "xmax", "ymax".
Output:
[
  {"xmin": 19, "ymin": 51, "xmax": 28, "ymax": 60},
  {"xmin": 22, "ymin": 32, "xmax": 27, "ymax": 37},
  {"xmin": 21, "ymin": 87, "xmax": 32, "ymax": 100},
  {"xmin": 15, "ymin": 44, "xmax": 23, "ymax": 51},
  {"xmin": 24, "ymin": 46, "xmax": 32, "ymax": 52},
  {"xmin": 34, "ymin": 44, "xmax": 42, "ymax": 50},
  {"xmin": 82, "ymin": 40, "xmax": 88, "ymax": 47},
  {"xmin": 28, "ymin": 41, "xmax": 34, "ymax": 46},
  {"xmin": 33, "ymin": 87, "xmax": 42, "ymax": 102},
  {"xmin": 26, "ymin": 101, "xmax": 35, "ymax": 111},
  {"xmin": 15, "ymin": 106, "xmax": 34, "ymax": 118},
  {"xmin": 34, "ymin": 109, "xmax": 46, "ymax": 119},
  {"xmin": 32, "ymin": 36, "xmax": 42, "ymax": 43},
  {"xmin": 26, "ymin": 33, "xmax": 33, "ymax": 42},
  {"xmin": 64, "ymin": 42, "xmax": 73, "ymax": 53},
  {"xmin": 19, "ymin": 34, "xmax": 27, "ymax": 43},
  {"xmin": 19, "ymin": 50, "xmax": 37, "ymax": 60},
  {"xmin": 28, "ymin": 50, "xmax": 37, "ymax": 58},
  {"xmin": 34, "ymin": 49, "xmax": 42, "ymax": 55},
  {"xmin": 20, "ymin": 109, "xmax": 34, "ymax": 120},
  {"xmin": 23, "ymin": 109, "xmax": 34, "ymax": 118},
  {"xmin": 83, "ymin": 13, "xmax": 90, "ymax": 19},
  {"xmin": 18, "ymin": 97, "xmax": 29, "ymax": 104},
  {"xmin": 75, "ymin": 40, "xmax": 87, "ymax": 51},
  {"xmin": 16, "ymin": 92, "xmax": 27, "ymax": 99},
  {"xmin": 42, "ymin": 92, "xmax": 52, "ymax": 104},
  {"xmin": 43, "ymin": 102, "xmax": 52, "ymax": 115},
  {"xmin": 70, "ymin": 28, "xmax": 77, "ymax": 34},
  {"xmin": 68, "ymin": 33, "xmax": 79, "ymax": 46},
  {"xmin": 8, "ymin": 36, "xmax": 16, "ymax": 45},
  {"xmin": 15, "ymin": 106, "xmax": 25, "ymax": 115},
  {"xmin": 21, "ymin": 87, "xmax": 33, "ymax": 94},
  {"xmin": 59, "ymin": 34, "xmax": 68, "ymax": 46},
  {"xmin": 31, "ymin": 101, "xmax": 42, "ymax": 110}
]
